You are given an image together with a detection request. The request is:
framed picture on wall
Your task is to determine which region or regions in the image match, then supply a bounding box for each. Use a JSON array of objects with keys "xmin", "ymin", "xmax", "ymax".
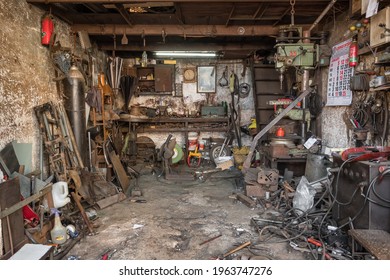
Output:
[{"xmin": 197, "ymin": 66, "xmax": 216, "ymax": 93}]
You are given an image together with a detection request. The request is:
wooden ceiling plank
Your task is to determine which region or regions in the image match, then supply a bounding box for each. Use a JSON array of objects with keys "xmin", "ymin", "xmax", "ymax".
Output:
[
  {"xmin": 174, "ymin": 3, "xmax": 185, "ymax": 25},
  {"xmin": 115, "ymin": 4, "xmax": 133, "ymax": 26},
  {"xmin": 252, "ymin": 3, "xmax": 263, "ymax": 19},
  {"xmin": 83, "ymin": 3, "xmax": 108, "ymax": 13},
  {"xmin": 225, "ymin": 4, "xmax": 235, "ymax": 27},
  {"xmin": 272, "ymin": 7, "xmax": 291, "ymax": 26}
]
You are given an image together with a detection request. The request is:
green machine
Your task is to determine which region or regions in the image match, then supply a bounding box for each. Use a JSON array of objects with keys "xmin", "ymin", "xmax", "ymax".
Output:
[{"xmin": 274, "ymin": 26, "xmax": 319, "ymax": 88}]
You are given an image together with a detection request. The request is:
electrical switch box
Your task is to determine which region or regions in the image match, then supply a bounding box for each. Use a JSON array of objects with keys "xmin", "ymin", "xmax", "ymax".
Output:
[{"xmin": 370, "ymin": 7, "xmax": 390, "ymax": 48}]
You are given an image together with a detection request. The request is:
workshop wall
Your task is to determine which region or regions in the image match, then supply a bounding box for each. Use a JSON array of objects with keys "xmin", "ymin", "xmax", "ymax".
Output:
[
  {"xmin": 321, "ymin": 10, "xmax": 390, "ymax": 149},
  {"xmin": 0, "ymin": 1, "xmax": 60, "ymax": 170},
  {"xmin": 0, "ymin": 0, "xmax": 106, "ymax": 173},
  {"xmin": 128, "ymin": 59, "xmax": 255, "ymax": 148},
  {"xmin": 320, "ymin": 13, "xmax": 354, "ymax": 149}
]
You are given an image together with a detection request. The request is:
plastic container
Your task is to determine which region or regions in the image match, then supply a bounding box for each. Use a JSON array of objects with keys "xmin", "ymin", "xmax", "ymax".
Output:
[
  {"xmin": 198, "ymin": 140, "xmax": 205, "ymax": 151},
  {"xmin": 52, "ymin": 181, "xmax": 71, "ymax": 209},
  {"xmin": 188, "ymin": 132, "xmax": 198, "ymax": 151},
  {"xmin": 50, "ymin": 209, "xmax": 67, "ymax": 245},
  {"xmin": 141, "ymin": 51, "xmax": 147, "ymax": 67}
]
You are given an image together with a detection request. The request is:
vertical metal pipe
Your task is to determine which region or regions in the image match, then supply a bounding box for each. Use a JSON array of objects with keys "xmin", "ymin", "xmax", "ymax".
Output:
[
  {"xmin": 301, "ymin": 30, "xmax": 311, "ymax": 140},
  {"xmin": 40, "ymin": 135, "xmax": 43, "ymax": 180}
]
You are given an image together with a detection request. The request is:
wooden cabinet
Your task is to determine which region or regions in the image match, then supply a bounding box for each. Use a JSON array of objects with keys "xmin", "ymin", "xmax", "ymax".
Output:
[
  {"xmin": 251, "ymin": 64, "xmax": 285, "ymax": 132},
  {"xmin": 136, "ymin": 65, "xmax": 174, "ymax": 94}
]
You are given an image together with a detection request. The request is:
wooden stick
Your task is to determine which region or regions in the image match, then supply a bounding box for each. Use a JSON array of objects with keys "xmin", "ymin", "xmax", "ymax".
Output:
[
  {"xmin": 223, "ymin": 241, "xmax": 251, "ymax": 258},
  {"xmin": 199, "ymin": 234, "xmax": 222, "ymax": 246},
  {"xmin": 71, "ymin": 192, "xmax": 94, "ymax": 235}
]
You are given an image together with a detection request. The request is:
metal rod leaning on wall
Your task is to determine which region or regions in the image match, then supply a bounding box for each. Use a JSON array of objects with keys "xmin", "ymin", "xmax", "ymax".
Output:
[
  {"xmin": 58, "ymin": 103, "xmax": 85, "ymax": 169},
  {"xmin": 242, "ymin": 89, "xmax": 313, "ymax": 173}
]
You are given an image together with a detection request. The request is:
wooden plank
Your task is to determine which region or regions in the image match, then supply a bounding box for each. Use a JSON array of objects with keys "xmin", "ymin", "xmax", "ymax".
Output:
[
  {"xmin": 0, "ymin": 178, "xmax": 26, "ymax": 256},
  {"xmin": 236, "ymin": 193, "xmax": 256, "ymax": 208},
  {"xmin": 109, "ymin": 150, "xmax": 130, "ymax": 193},
  {"xmin": 349, "ymin": 229, "xmax": 390, "ymax": 260},
  {"xmin": 96, "ymin": 193, "xmax": 127, "ymax": 209},
  {"xmin": 0, "ymin": 183, "xmax": 52, "ymax": 219}
]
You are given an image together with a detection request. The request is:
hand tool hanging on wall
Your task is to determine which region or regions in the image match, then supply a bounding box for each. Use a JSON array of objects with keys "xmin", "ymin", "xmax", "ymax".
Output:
[{"xmin": 218, "ymin": 66, "xmax": 229, "ymax": 87}]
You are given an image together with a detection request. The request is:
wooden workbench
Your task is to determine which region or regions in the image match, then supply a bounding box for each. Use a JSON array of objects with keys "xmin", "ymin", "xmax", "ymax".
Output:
[
  {"xmin": 119, "ymin": 115, "xmax": 230, "ymax": 133},
  {"xmin": 118, "ymin": 115, "xmax": 230, "ymax": 150}
]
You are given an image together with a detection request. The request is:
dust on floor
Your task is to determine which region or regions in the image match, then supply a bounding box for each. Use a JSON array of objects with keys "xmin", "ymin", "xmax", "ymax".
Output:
[{"xmin": 65, "ymin": 168, "xmax": 306, "ymax": 260}]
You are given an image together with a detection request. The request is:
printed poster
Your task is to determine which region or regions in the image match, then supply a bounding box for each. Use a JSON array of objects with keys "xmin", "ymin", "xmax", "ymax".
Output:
[{"xmin": 326, "ymin": 38, "xmax": 354, "ymax": 106}]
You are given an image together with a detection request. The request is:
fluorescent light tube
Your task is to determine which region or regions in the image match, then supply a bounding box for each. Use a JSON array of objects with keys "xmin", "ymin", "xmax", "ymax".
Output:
[{"xmin": 155, "ymin": 51, "xmax": 217, "ymax": 57}]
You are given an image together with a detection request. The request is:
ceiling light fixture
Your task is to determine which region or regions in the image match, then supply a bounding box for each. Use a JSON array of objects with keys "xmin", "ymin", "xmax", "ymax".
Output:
[{"xmin": 155, "ymin": 51, "xmax": 217, "ymax": 58}]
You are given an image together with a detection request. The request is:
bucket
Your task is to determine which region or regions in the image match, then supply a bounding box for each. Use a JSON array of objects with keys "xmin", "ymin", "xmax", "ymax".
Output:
[
  {"xmin": 52, "ymin": 181, "xmax": 71, "ymax": 209},
  {"xmin": 198, "ymin": 140, "xmax": 205, "ymax": 151},
  {"xmin": 304, "ymin": 154, "xmax": 332, "ymax": 183},
  {"xmin": 188, "ymin": 132, "xmax": 198, "ymax": 151}
]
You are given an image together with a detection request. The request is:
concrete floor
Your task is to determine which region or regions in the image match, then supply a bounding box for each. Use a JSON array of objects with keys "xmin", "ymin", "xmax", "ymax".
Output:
[{"xmin": 64, "ymin": 165, "xmax": 306, "ymax": 260}]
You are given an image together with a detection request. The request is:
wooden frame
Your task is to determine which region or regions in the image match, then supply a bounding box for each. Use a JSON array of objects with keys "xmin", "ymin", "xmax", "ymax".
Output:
[{"xmin": 197, "ymin": 66, "xmax": 216, "ymax": 93}]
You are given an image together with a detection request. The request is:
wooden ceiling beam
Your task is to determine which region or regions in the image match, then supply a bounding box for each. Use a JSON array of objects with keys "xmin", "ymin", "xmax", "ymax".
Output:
[
  {"xmin": 72, "ymin": 24, "xmax": 280, "ymax": 36},
  {"xmin": 28, "ymin": 0, "xmax": 337, "ymax": 3},
  {"xmin": 98, "ymin": 42, "xmax": 272, "ymax": 51}
]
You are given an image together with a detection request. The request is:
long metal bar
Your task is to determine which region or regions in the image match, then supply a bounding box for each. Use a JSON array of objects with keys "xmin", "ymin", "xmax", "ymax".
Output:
[
  {"xmin": 242, "ymin": 89, "xmax": 312, "ymax": 173},
  {"xmin": 309, "ymin": 0, "xmax": 337, "ymax": 32}
]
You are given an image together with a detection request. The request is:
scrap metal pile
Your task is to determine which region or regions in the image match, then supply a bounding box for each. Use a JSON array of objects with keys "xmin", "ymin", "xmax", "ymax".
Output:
[{"xmin": 240, "ymin": 165, "xmax": 354, "ymax": 260}]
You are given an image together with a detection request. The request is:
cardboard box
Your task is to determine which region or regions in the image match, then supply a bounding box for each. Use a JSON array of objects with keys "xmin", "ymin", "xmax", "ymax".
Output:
[{"xmin": 215, "ymin": 156, "xmax": 234, "ymax": 170}]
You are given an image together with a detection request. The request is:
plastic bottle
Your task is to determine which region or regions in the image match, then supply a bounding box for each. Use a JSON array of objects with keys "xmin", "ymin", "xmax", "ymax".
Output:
[
  {"xmin": 50, "ymin": 208, "xmax": 67, "ymax": 245},
  {"xmin": 51, "ymin": 181, "xmax": 71, "ymax": 209},
  {"xmin": 141, "ymin": 51, "xmax": 147, "ymax": 67}
]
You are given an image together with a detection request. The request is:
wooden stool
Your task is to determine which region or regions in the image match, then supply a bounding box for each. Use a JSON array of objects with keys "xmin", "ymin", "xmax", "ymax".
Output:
[{"xmin": 348, "ymin": 229, "xmax": 390, "ymax": 260}]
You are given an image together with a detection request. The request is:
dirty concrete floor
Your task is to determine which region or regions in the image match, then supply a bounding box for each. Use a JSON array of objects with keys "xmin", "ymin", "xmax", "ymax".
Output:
[{"xmin": 65, "ymin": 166, "xmax": 306, "ymax": 260}]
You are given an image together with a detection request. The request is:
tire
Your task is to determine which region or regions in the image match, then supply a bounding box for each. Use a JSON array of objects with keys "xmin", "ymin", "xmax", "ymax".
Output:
[{"xmin": 210, "ymin": 145, "xmax": 231, "ymax": 163}]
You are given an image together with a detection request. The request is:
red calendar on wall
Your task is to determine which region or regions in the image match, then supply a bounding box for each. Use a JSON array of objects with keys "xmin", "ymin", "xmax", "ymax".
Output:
[{"xmin": 326, "ymin": 38, "xmax": 354, "ymax": 106}]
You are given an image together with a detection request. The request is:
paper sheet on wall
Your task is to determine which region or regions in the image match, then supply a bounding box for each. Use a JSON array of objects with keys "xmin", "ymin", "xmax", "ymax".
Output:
[
  {"xmin": 326, "ymin": 38, "xmax": 354, "ymax": 106},
  {"xmin": 366, "ymin": 0, "xmax": 379, "ymax": 18}
]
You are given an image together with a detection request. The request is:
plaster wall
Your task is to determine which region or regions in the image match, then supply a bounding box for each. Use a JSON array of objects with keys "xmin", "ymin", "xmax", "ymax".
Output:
[
  {"xmin": 0, "ymin": 0, "xmax": 72, "ymax": 171},
  {"xmin": 128, "ymin": 59, "xmax": 255, "ymax": 148}
]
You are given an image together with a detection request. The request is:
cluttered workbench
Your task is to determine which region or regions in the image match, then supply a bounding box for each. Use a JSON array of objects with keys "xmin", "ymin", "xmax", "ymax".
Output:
[{"xmin": 118, "ymin": 115, "xmax": 230, "ymax": 144}]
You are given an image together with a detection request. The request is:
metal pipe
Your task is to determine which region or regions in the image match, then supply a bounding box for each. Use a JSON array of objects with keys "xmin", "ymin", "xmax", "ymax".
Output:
[
  {"xmin": 40, "ymin": 135, "xmax": 43, "ymax": 180},
  {"xmin": 88, "ymin": 131, "xmax": 93, "ymax": 172},
  {"xmin": 242, "ymin": 89, "xmax": 312, "ymax": 173},
  {"xmin": 301, "ymin": 30, "xmax": 311, "ymax": 140},
  {"xmin": 309, "ymin": 0, "xmax": 337, "ymax": 32}
]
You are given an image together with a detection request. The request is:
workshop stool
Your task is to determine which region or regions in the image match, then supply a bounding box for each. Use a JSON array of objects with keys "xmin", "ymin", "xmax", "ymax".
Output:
[
  {"xmin": 348, "ymin": 229, "xmax": 390, "ymax": 260},
  {"xmin": 8, "ymin": 243, "xmax": 54, "ymax": 260}
]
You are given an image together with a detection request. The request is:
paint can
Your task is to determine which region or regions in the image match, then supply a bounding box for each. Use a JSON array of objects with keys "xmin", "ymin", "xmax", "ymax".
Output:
[
  {"xmin": 198, "ymin": 140, "xmax": 205, "ymax": 151},
  {"xmin": 188, "ymin": 132, "xmax": 198, "ymax": 151}
]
